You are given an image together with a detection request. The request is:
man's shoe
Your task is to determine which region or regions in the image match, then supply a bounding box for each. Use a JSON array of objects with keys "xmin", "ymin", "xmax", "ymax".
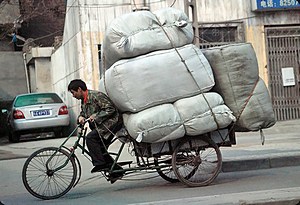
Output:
[
  {"xmin": 110, "ymin": 172, "xmax": 124, "ymax": 184},
  {"xmin": 110, "ymin": 164, "xmax": 124, "ymax": 184},
  {"xmin": 91, "ymin": 164, "xmax": 110, "ymax": 173}
]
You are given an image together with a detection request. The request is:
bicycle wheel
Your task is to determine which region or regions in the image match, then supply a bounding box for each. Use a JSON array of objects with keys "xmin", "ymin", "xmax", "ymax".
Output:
[
  {"xmin": 22, "ymin": 147, "xmax": 77, "ymax": 200},
  {"xmin": 172, "ymin": 137, "xmax": 222, "ymax": 187},
  {"xmin": 154, "ymin": 155, "xmax": 179, "ymax": 183}
]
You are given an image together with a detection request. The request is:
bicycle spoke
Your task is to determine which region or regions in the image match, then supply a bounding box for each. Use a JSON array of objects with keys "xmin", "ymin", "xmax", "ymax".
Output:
[{"xmin": 22, "ymin": 147, "xmax": 77, "ymax": 200}]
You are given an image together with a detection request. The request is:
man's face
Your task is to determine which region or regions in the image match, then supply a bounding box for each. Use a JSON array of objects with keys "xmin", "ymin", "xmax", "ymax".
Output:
[{"xmin": 70, "ymin": 88, "xmax": 84, "ymax": 100}]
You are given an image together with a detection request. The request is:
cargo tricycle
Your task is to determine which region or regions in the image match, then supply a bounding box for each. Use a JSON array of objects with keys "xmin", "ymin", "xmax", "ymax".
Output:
[{"xmin": 22, "ymin": 119, "xmax": 235, "ymax": 200}]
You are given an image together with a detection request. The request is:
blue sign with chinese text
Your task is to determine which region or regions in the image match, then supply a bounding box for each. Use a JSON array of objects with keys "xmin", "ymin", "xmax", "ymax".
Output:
[{"xmin": 253, "ymin": 0, "xmax": 300, "ymax": 11}]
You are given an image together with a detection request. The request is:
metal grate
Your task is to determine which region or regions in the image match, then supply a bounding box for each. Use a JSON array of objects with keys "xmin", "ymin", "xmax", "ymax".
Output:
[
  {"xmin": 197, "ymin": 23, "xmax": 244, "ymax": 49},
  {"xmin": 266, "ymin": 26, "xmax": 300, "ymax": 121}
]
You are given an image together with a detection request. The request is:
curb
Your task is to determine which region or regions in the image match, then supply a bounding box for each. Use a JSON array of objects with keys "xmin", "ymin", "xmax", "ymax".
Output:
[
  {"xmin": 222, "ymin": 155, "xmax": 300, "ymax": 172},
  {"xmin": 128, "ymin": 187, "xmax": 300, "ymax": 205},
  {"xmin": 239, "ymin": 199, "xmax": 300, "ymax": 205}
]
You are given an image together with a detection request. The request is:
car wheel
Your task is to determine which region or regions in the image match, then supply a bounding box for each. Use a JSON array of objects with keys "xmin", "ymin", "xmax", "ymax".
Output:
[
  {"xmin": 61, "ymin": 127, "xmax": 70, "ymax": 137},
  {"xmin": 54, "ymin": 130, "xmax": 62, "ymax": 138},
  {"xmin": 9, "ymin": 131, "xmax": 20, "ymax": 143}
]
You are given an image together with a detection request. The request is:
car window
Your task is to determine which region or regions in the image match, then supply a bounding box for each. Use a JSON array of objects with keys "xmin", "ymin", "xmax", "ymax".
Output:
[{"xmin": 14, "ymin": 93, "xmax": 63, "ymax": 107}]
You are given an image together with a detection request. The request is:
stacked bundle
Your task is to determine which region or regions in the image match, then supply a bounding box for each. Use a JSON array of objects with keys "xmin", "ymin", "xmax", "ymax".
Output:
[
  {"xmin": 102, "ymin": 8, "xmax": 194, "ymax": 69},
  {"xmin": 123, "ymin": 93, "xmax": 235, "ymax": 143},
  {"xmin": 202, "ymin": 43, "xmax": 276, "ymax": 131},
  {"xmin": 104, "ymin": 44, "xmax": 215, "ymax": 112},
  {"xmin": 100, "ymin": 8, "xmax": 274, "ymax": 143}
]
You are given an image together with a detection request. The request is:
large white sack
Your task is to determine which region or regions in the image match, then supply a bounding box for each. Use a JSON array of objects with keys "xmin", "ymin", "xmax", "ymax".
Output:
[
  {"xmin": 104, "ymin": 44, "xmax": 215, "ymax": 113},
  {"xmin": 174, "ymin": 92, "xmax": 236, "ymax": 136},
  {"xmin": 122, "ymin": 104, "xmax": 185, "ymax": 143},
  {"xmin": 102, "ymin": 8, "xmax": 194, "ymax": 69},
  {"xmin": 98, "ymin": 78, "xmax": 106, "ymax": 94},
  {"xmin": 202, "ymin": 43, "xmax": 275, "ymax": 131}
]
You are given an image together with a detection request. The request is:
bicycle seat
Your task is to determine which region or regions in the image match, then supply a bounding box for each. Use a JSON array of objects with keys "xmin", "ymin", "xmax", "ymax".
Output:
[
  {"xmin": 104, "ymin": 121, "xmax": 125, "ymax": 144},
  {"xmin": 115, "ymin": 128, "xmax": 131, "ymax": 143}
]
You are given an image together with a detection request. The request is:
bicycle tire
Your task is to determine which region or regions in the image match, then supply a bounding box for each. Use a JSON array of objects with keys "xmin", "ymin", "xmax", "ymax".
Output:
[
  {"xmin": 154, "ymin": 156, "xmax": 179, "ymax": 183},
  {"xmin": 172, "ymin": 137, "xmax": 222, "ymax": 187},
  {"xmin": 22, "ymin": 147, "xmax": 77, "ymax": 200}
]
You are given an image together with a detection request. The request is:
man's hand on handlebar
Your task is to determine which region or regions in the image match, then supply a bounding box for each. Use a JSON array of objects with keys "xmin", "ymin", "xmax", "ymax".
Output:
[
  {"xmin": 78, "ymin": 116, "xmax": 95, "ymax": 126},
  {"xmin": 78, "ymin": 116, "xmax": 86, "ymax": 125}
]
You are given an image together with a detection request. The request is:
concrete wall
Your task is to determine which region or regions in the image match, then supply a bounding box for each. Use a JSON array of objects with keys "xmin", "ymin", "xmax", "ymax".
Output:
[
  {"xmin": 25, "ymin": 47, "xmax": 53, "ymax": 93},
  {"xmin": 51, "ymin": 45, "xmax": 78, "ymax": 129},
  {"xmin": 34, "ymin": 58, "xmax": 52, "ymax": 92},
  {"xmin": 0, "ymin": 51, "xmax": 27, "ymax": 101}
]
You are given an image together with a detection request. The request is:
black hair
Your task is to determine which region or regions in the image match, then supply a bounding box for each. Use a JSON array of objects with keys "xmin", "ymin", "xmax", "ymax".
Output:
[{"xmin": 68, "ymin": 79, "xmax": 87, "ymax": 91}]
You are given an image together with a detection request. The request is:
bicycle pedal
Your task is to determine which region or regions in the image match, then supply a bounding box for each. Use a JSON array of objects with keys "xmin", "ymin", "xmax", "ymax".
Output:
[{"xmin": 117, "ymin": 161, "xmax": 133, "ymax": 166}]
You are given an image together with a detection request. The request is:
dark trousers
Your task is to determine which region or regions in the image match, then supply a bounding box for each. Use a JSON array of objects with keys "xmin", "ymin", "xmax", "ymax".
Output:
[{"xmin": 86, "ymin": 129, "xmax": 113, "ymax": 166}]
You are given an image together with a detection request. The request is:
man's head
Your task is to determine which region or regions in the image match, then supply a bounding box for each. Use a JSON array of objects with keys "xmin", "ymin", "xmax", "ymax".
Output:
[{"xmin": 68, "ymin": 79, "xmax": 87, "ymax": 100}]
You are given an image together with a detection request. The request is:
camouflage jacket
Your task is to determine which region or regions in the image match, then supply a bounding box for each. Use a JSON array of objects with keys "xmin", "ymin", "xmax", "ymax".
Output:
[{"xmin": 79, "ymin": 90, "xmax": 120, "ymax": 136}]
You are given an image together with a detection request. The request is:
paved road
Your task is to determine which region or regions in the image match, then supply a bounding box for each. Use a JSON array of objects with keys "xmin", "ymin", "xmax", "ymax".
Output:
[
  {"xmin": 1, "ymin": 119, "xmax": 300, "ymax": 204},
  {"xmin": 1, "ymin": 159, "xmax": 300, "ymax": 205}
]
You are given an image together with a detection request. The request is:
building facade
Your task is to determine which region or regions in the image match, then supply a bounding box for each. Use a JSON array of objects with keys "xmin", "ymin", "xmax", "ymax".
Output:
[{"xmin": 51, "ymin": 0, "xmax": 300, "ymax": 123}]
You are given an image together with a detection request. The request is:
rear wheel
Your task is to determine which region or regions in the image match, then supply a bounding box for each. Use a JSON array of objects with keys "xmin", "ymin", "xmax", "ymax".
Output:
[
  {"xmin": 172, "ymin": 137, "xmax": 222, "ymax": 187},
  {"xmin": 22, "ymin": 147, "xmax": 77, "ymax": 200}
]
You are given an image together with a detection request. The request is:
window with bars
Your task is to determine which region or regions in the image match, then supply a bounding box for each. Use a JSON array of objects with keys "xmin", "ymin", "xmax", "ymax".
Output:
[{"xmin": 197, "ymin": 23, "xmax": 244, "ymax": 49}]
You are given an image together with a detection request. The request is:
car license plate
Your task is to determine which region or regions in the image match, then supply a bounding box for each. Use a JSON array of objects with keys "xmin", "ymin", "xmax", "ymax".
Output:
[{"xmin": 32, "ymin": 110, "xmax": 50, "ymax": 117}]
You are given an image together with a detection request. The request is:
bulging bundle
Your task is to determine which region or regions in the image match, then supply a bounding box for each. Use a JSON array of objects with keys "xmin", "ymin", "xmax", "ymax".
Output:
[
  {"xmin": 102, "ymin": 7, "xmax": 194, "ymax": 69},
  {"xmin": 202, "ymin": 43, "xmax": 276, "ymax": 131}
]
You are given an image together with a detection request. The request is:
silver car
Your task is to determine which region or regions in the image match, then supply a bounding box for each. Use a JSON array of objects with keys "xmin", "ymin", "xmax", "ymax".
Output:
[{"xmin": 7, "ymin": 93, "xmax": 70, "ymax": 142}]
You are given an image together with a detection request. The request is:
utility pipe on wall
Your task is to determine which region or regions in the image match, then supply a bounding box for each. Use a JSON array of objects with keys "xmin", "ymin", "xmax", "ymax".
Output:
[
  {"xmin": 132, "ymin": 0, "xmax": 149, "ymax": 11},
  {"xmin": 23, "ymin": 53, "xmax": 30, "ymax": 93}
]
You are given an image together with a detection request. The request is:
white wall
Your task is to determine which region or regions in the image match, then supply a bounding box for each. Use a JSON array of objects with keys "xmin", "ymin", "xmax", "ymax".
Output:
[
  {"xmin": 51, "ymin": 43, "xmax": 80, "ymax": 130},
  {"xmin": 51, "ymin": 46, "xmax": 67, "ymax": 101},
  {"xmin": 25, "ymin": 47, "xmax": 53, "ymax": 93},
  {"xmin": 34, "ymin": 58, "xmax": 52, "ymax": 92}
]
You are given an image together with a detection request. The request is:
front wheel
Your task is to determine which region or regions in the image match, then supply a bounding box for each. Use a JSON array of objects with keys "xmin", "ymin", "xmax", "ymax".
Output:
[
  {"xmin": 22, "ymin": 147, "xmax": 77, "ymax": 200},
  {"xmin": 172, "ymin": 137, "xmax": 222, "ymax": 187}
]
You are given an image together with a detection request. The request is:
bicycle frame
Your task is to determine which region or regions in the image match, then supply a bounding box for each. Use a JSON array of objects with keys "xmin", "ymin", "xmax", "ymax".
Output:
[
  {"xmin": 43, "ymin": 123, "xmax": 132, "ymax": 176},
  {"xmin": 48, "ymin": 119, "xmax": 232, "ymax": 192},
  {"xmin": 45, "ymin": 123, "xmax": 174, "ymax": 177},
  {"xmin": 45, "ymin": 124, "xmax": 90, "ymax": 173}
]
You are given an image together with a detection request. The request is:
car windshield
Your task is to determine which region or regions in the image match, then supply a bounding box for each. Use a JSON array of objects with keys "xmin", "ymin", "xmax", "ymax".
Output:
[{"xmin": 14, "ymin": 93, "xmax": 63, "ymax": 107}]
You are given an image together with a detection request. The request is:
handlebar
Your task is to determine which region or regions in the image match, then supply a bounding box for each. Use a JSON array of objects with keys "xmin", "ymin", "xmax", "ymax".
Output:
[
  {"xmin": 84, "ymin": 118, "xmax": 91, "ymax": 123},
  {"xmin": 78, "ymin": 118, "xmax": 91, "ymax": 128}
]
